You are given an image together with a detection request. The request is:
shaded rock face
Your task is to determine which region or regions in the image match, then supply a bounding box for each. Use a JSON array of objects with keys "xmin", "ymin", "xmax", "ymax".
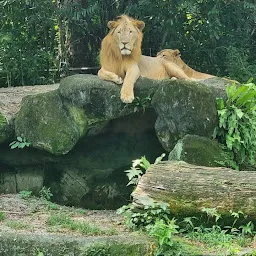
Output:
[
  {"xmin": 152, "ymin": 80, "xmax": 218, "ymax": 151},
  {"xmin": 0, "ymin": 74, "xmax": 229, "ymax": 209},
  {"xmin": 0, "ymin": 110, "xmax": 164, "ymax": 209}
]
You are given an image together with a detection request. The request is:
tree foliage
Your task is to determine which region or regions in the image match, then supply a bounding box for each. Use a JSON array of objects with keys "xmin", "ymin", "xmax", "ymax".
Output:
[{"xmin": 0, "ymin": 0, "xmax": 255, "ymax": 86}]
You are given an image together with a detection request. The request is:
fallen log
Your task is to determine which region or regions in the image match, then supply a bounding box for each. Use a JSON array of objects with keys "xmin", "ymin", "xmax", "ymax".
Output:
[{"xmin": 132, "ymin": 161, "xmax": 256, "ymax": 219}]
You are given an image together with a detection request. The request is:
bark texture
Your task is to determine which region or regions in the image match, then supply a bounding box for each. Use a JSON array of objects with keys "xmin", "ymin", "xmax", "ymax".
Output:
[{"xmin": 132, "ymin": 161, "xmax": 256, "ymax": 218}]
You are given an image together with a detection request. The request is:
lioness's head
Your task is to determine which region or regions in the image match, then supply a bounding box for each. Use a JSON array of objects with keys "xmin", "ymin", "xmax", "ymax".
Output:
[
  {"xmin": 107, "ymin": 15, "xmax": 145, "ymax": 56},
  {"xmin": 157, "ymin": 49, "xmax": 185, "ymax": 69}
]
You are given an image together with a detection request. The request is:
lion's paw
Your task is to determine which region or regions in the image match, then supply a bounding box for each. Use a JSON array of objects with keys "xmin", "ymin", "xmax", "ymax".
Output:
[
  {"xmin": 171, "ymin": 77, "xmax": 178, "ymax": 81},
  {"xmin": 120, "ymin": 91, "xmax": 134, "ymax": 104},
  {"xmin": 114, "ymin": 76, "xmax": 123, "ymax": 85}
]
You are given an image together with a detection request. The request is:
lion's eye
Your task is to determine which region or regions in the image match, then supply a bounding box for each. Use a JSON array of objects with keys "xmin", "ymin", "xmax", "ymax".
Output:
[
  {"xmin": 129, "ymin": 31, "xmax": 133, "ymax": 34},
  {"xmin": 117, "ymin": 31, "xmax": 121, "ymax": 34}
]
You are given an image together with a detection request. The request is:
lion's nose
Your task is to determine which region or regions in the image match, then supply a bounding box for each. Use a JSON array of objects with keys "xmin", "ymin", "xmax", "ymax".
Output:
[{"xmin": 121, "ymin": 41, "xmax": 129, "ymax": 46}]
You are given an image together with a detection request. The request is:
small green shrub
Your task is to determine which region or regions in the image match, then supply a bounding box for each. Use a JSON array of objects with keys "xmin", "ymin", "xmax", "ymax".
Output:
[
  {"xmin": 39, "ymin": 186, "xmax": 53, "ymax": 201},
  {"xmin": 125, "ymin": 156, "xmax": 150, "ymax": 186},
  {"xmin": 0, "ymin": 212, "xmax": 6, "ymax": 221},
  {"xmin": 117, "ymin": 202, "xmax": 171, "ymax": 229},
  {"xmin": 147, "ymin": 218, "xmax": 180, "ymax": 256},
  {"xmin": 214, "ymin": 79, "xmax": 256, "ymax": 167},
  {"xmin": 130, "ymin": 95, "xmax": 152, "ymax": 113},
  {"xmin": 9, "ymin": 136, "xmax": 30, "ymax": 149},
  {"xmin": 19, "ymin": 190, "xmax": 33, "ymax": 199},
  {"xmin": 125, "ymin": 154, "xmax": 165, "ymax": 187}
]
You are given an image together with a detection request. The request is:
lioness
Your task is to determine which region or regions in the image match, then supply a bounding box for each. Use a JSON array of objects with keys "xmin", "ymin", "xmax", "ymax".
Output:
[
  {"xmin": 157, "ymin": 49, "xmax": 215, "ymax": 80},
  {"xmin": 98, "ymin": 15, "xmax": 191, "ymax": 103}
]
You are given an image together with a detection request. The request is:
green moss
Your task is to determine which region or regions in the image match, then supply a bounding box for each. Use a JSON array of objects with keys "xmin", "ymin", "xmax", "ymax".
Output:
[
  {"xmin": 15, "ymin": 91, "xmax": 80, "ymax": 154},
  {"xmin": 66, "ymin": 105, "xmax": 88, "ymax": 137},
  {"xmin": 0, "ymin": 232, "xmax": 153, "ymax": 256},
  {"xmin": 169, "ymin": 135, "xmax": 235, "ymax": 167}
]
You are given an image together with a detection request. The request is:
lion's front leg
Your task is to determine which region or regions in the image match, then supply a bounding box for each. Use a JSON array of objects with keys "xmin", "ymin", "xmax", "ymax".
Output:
[
  {"xmin": 120, "ymin": 64, "xmax": 140, "ymax": 104},
  {"xmin": 98, "ymin": 67, "xmax": 123, "ymax": 85},
  {"xmin": 163, "ymin": 61, "xmax": 191, "ymax": 80}
]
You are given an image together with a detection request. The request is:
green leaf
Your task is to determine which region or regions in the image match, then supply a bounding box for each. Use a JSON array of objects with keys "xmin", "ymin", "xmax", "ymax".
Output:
[
  {"xmin": 9, "ymin": 141, "xmax": 16, "ymax": 146},
  {"xmin": 18, "ymin": 142, "xmax": 26, "ymax": 148},
  {"xmin": 226, "ymin": 85, "xmax": 237, "ymax": 99},
  {"xmin": 10, "ymin": 142, "xmax": 19, "ymax": 149},
  {"xmin": 236, "ymin": 90, "xmax": 256, "ymax": 108},
  {"xmin": 17, "ymin": 136, "xmax": 23, "ymax": 142},
  {"xmin": 125, "ymin": 167, "xmax": 142, "ymax": 181},
  {"xmin": 231, "ymin": 85, "xmax": 248, "ymax": 102},
  {"xmin": 216, "ymin": 98, "xmax": 225, "ymax": 110},
  {"xmin": 140, "ymin": 156, "xmax": 151, "ymax": 170},
  {"xmin": 235, "ymin": 108, "xmax": 243, "ymax": 119}
]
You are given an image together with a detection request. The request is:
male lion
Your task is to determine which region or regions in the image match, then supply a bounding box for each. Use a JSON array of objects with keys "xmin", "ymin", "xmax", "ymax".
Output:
[
  {"xmin": 98, "ymin": 15, "xmax": 192, "ymax": 103},
  {"xmin": 157, "ymin": 49, "xmax": 215, "ymax": 80}
]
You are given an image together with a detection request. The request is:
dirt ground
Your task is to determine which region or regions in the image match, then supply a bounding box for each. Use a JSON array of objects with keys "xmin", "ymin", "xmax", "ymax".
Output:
[{"xmin": 0, "ymin": 193, "xmax": 128, "ymax": 236}]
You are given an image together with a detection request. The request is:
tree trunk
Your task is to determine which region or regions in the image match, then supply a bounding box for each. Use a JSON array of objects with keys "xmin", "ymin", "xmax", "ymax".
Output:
[{"xmin": 132, "ymin": 161, "xmax": 256, "ymax": 219}]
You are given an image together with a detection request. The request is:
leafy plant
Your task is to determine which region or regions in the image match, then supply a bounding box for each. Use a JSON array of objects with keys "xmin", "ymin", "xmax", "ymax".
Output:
[
  {"xmin": 147, "ymin": 218, "xmax": 180, "ymax": 256},
  {"xmin": 239, "ymin": 221, "xmax": 254, "ymax": 236},
  {"xmin": 125, "ymin": 153, "xmax": 165, "ymax": 187},
  {"xmin": 9, "ymin": 137, "xmax": 30, "ymax": 149},
  {"xmin": 0, "ymin": 114, "xmax": 7, "ymax": 126},
  {"xmin": 186, "ymin": 225, "xmax": 240, "ymax": 253},
  {"xmin": 19, "ymin": 190, "xmax": 33, "ymax": 200},
  {"xmin": 117, "ymin": 202, "xmax": 171, "ymax": 229},
  {"xmin": 224, "ymin": 210, "xmax": 245, "ymax": 234},
  {"xmin": 201, "ymin": 207, "xmax": 221, "ymax": 224},
  {"xmin": 36, "ymin": 251, "xmax": 44, "ymax": 256},
  {"xmin": 213, "ymin": 80, "xmax": 256, "ymax": 167},
  {"xmin": 0, "ymin": 212, "xmax": 6, "ymax": 221},
  {"xmin": 130, "ymin": 95, "xmax": 152, "ymax": 113},
  {"xmin": 39, "ymin": 186, "xmax": 53, "ymax": 201},
  {"xmin": 125, "ymin": 156, "xmax": 150, "ymax": 186}
]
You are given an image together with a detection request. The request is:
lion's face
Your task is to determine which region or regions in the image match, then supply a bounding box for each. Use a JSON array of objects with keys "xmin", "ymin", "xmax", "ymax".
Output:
[
  {"xmin": 107, "ymin": 16, "xmax": 145, "ymax": 56},
  {"xmin": 157, "ymin": 49, "xmax": 185, "ymax": 69}
]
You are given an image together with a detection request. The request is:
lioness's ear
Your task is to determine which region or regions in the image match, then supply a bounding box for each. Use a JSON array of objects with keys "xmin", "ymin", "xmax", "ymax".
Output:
[
  {"xmin": 135, "ymin": 21, "xmax": 145, "ymax": 31},
  {"xmin": 107, "ymin": 21, "xmax": 117, "ymax": 30},
  {"xmin": 174, "ymin": 49, "xmax": 181, "ymax": 56}
]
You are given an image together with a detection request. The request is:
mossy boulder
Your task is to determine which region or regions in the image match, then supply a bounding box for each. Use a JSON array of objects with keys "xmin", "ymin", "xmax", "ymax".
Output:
[
  {"xmin": 59, "ymin": 74, "xmax": 160, "ymax": 119},
  {"xmin": 15, "ymin": 91, "xmax": 81, "ymax": 154},
  {"xmin": 168, "ymin": 134, "xmax": 235, "ymax": 167},
  {"xmin": 152, "ymin": 80, "xmax": 218, "ymax": 151}
]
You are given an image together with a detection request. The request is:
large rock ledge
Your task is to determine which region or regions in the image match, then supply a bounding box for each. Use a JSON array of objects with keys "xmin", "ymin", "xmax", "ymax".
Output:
[
  {"xmin": 0, "ymin": 74, "xmax": 233, "ymax": 209},
  {"xmin": 0, "ymin": 74, "xmax": 231, "ymax": 154}
]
